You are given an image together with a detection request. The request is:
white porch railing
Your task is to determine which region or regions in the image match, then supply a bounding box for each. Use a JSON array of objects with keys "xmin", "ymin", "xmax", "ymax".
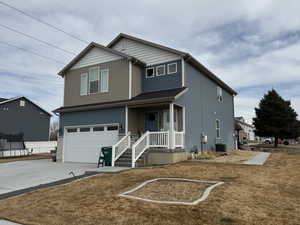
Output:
[
  {"xmin": 112, "ymin": 132, "xmax": 131, "ymax": 166},
  {"xmin": 132, "ymin": 131, "xmax": 169, "ymax": 168},
  {"xmin": 175, "ymin": 131, "xmax": 185, "ymax": 148}
]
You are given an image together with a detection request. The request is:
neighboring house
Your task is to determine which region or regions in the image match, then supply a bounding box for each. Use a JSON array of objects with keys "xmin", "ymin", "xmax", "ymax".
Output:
[
  {"xmin": 54, "ymin": 33, "xmax": 237, "ymax": 167},
  {"xmin": 235, "ymin": 117, "xmax": 255, "ymax": 144},
  {"xmin": 0, "ymin": 97, "xmax": 51, "ymax": 141}
]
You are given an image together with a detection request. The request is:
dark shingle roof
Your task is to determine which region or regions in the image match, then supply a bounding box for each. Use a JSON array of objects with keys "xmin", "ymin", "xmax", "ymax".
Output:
[{"xmin": 53, "ymin": 87, "xmax": 187, "ymax": 113}]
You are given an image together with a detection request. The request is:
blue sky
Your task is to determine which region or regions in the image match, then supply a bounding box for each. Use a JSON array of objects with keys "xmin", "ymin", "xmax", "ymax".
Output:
[{"xmin": 1, "ymin": 0, "xmax": 300, "ymax": 123}]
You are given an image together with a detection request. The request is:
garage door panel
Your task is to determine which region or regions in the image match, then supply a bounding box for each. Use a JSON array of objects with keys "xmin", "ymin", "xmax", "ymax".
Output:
[{"xmin": 64, "ymin": 125, "xmax": 119, "ymax": 163}]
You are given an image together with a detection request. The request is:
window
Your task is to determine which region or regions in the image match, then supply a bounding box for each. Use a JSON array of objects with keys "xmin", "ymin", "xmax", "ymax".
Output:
[
  {"xmin": 93, "ymin": 126, "xmax": 104, "ymax": 132},
  {"xmin": 89, "ymin": 67, "xmax": 99, "ymax": 94},
  {"xmin": 167, "ymin": 63, "xmax": 177, "ymax": 74},
  {"xmin": 216, "ymin": 119, "xmax": 221, "ymax": 138},
  {"xmin": 67, "ymin": 128, "xmax": 77, "ymax": 133},
  {"xmin": 100, "ymin": 69, "xmax": 109, "ymax": 92},
  {"xmin": 145, "ymin": 67, "xmax": 155, "ymax": 78},
  {"xmin": 107, "ymin": 125, "xmax": 118, "ymax": 131},
  {"xmin": 80, "ymin": 73, "xmax": 88, "ymax": 96},
  {"xmin": 20, "ymin": 100, "xmax": 25, "ymax": 107},
  {"xmin": 217, "ymin": 86, "xmax": 223, "ymax": 102},
  {"xmin": 156, "ymin": 65, "xmax": 165, "ymax": 76},
  {"xmin": 80, "ymin": 127, "xmax": 90, "ymax": 132}
]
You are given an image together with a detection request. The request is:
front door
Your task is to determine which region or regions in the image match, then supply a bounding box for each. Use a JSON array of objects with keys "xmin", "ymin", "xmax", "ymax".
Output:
[{"xmin": 145, "ymin": 112, "xmax": 159, "ymax": 131}]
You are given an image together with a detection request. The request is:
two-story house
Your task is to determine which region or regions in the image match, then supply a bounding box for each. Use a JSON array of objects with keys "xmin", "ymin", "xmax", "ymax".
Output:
[
  {"xmin": 54, "ymin": 33, "xmax": 237, "ymax": 167},
  {"xmin": 0, "ymin": 96, "xmax": 51, "ymax": 141}
]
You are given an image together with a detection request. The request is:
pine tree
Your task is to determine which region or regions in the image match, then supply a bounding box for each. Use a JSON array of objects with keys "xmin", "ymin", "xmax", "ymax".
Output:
[{"xmin": 253, "ymin": 89, "xmax": 299, "ymax": 147}]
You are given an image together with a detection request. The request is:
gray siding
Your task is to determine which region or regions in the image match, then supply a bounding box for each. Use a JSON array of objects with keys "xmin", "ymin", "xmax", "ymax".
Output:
[
  {"xmin": 59, "ymin": 107, "xmax": 126, "ymax": 136},
  {"xmin": 142, "ymin": 60, "xmax": 182, "ymax": 93},
  {"xmin": 0, "ymin": 98, "xmax": 50, "ymax": 141},
  {"xmin": 176, "ymin": 62, "xmax": 235, "ymax": 152}
]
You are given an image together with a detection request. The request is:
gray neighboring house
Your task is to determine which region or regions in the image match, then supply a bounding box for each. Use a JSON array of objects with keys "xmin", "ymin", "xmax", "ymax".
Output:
[
  {"xmin": 0, "ymin": 97, "xmax": 51, "ymax": 141},
  {"xmin": 54, "ymin": 33, "xmax": 237, "ymax": 167}
]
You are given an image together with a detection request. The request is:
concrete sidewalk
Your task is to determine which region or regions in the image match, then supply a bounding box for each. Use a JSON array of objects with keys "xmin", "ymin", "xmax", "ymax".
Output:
[
  {"xmin": 242, "ymin": 152, "xmax": 271, "ymax": 165},
  {"xmin": 0, "ymin": 220, "xmax": 21, "ymax": 225}
]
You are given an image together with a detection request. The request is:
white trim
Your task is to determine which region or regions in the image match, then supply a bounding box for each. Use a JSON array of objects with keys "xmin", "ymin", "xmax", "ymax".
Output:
[
  {"xmin": 129, "ymin": 61, "xmax": 132, "ymax": 99},
  {"xmin": 63, "ymin": 123, "xmax": 119, "ymax": 129},
  {"xmin": 145, "ymin": 67, "xmax": 155, "ymax": 79},
  {"xmin": 181, "ymin": 58, "xmax": 185, "ymax": 86},
  {"xmin": 182, "ymin": 106, "xmax": 186, "ymax": 133},
  {"xmin": 169, "ymin": 103, "xmax": 175, "ymax": 149},
  {"xmin": 118, "ymin": 178, "xmax": 224, "ymax": 205},
  {"xmin": 174, "ymin": 87, "xmax": 189, "ymax": 99},
  {"xmin": 125, "ymin": 106, "xmax": 128, "ymax": 134},
  {"xmin": 167, "ymin": 62, "xmax": 177, "ymax": 74},
  {"xmin": 156, "ymin": 65, "xmax": 166, "ymax": 76}
]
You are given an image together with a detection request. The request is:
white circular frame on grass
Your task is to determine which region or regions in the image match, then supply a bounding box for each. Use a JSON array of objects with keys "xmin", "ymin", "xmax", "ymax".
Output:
[{"xmin": 118, "ymin": 178, "xmax": 224, "ymax": 206}]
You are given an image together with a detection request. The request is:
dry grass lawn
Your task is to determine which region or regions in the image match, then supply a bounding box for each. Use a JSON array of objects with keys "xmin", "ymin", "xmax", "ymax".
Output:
[
  {"xmin": 0, "ymin": 152, "xmax": 300, "ymax": 225},
  {"xmin": 129, "ymin": 180, "xmax": 212, "ymax": 202},
  {"xmin": 197, "ymin": 150, "xmax": 258, "ymax": 163},
  {"xmin": 0, "ymin": 153, "xmax": 51, "ymax": 163}
]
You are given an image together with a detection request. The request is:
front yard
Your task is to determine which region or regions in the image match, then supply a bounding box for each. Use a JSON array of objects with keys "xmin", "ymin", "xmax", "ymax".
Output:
[{"xmin": 0, "ymin": 152, "xmax": 299, "ymax": 225}]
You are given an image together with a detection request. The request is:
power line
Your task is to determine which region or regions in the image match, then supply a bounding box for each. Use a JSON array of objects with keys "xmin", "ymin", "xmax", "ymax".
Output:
[
  {"xmin": 0, "ymin": 1, "xmax": 89, "ymax": 44},
  {"xmin": 0, "ymin": 40, "xmax": 66, "ymax": 64},
  {"xmin": 0, "ymin": 23, "xmax": 76, "ymax": 55}
]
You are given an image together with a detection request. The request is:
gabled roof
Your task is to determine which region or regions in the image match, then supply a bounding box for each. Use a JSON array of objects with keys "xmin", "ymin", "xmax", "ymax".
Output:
[
  {"xmin": 0, "ymin": 96, "xmax": 52, "ymax": 116},
  {"xmin": 0, "ymin": 98, "xmax": 8, "ymax": 102},
  {"xmin": 107, "ymin": 33, "xmax": 237, "ymax": 95},
  {"xmin": 58, "ymin": 42, "xmax": 145, "ymax": 76},
  {"xmin": 53, "ymin": 87, "xmax": 187, "ymax": 113}
]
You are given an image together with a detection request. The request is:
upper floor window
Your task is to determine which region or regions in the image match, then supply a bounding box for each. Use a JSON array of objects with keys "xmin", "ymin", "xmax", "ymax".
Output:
[
  {"xmin": 217, "ymin": 86, "xmax": 223, "ymax": 102},
  {"xmin": 80, "ymin": 73, "xmax": 88, "ymax": 96},
  {"xmin": 20, "ymin": 100, "xmax": 25, "ymax": 107},
  {"xmin": 156, "ymin": 65, "xmax": 165, "ymax": 76},
  {"xmin": 167, "ymin": 63, "xmax": 177, "ymax": 74},
  {"xmin": 216, "ymin": 119, "xmax": 221, "ymax": 138},
  {"xmin": 89, "ymin": 67, "xmax": 100, "ymax": 94},
  {"xmin": 145, "ymin": 67, "xmax": 155, "ymax": 78}
]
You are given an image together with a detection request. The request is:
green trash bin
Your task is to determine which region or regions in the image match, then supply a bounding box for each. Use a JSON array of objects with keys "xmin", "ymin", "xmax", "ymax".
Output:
[{"xmin": 102, "ymin": 146, "xmax": 112, "ymax": 166}]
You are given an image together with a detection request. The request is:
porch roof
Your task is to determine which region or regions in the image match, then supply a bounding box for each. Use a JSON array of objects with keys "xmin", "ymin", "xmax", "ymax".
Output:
[{"xmin": 53, "ymin": 87, "xmax": 187, "ymax": 113}]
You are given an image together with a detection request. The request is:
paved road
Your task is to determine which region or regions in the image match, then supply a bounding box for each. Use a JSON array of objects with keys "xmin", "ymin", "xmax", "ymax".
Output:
[
  {"xmin": 243, "ymin": 152, "xmax": 271, "ymax": 165},
  {"xmin": 0, "ymin": 159, "xmax": 128, "ymax": 195}
]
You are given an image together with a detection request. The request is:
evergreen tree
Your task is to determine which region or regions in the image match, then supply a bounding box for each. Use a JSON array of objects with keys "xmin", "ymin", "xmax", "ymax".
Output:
[{"xmin": 253, "ymin": 89, "xmax": 299, "ymax": 147}]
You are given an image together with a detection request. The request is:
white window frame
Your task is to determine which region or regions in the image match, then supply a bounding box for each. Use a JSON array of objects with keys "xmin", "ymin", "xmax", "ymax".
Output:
[
  {"xmin": 216, "ymin": 119, "xmax": 221, "ymax": 139},
  {"xmin": 100, "ymin": 69, "xmax": 109, "ymax": 93},
  {"xmin": 167, "ymin": 63, "xmax": 177, "ymax": 74},
  {"xmin": 156, "ymin": 65, "xmax": 166, "ymax": 76},
  {"xmin": 80, "ymin": 73, "xmax": 88, "ymax": 96},
  {"xmin": 20, "ymin": 100, "xmax": 25, "ymax": 107},
  {"xmin": 217, "ymin": 86, "xmax": 223, "ymax": 102},
  {"xmin": 88, "ymin": 67, "xmax": 100, "ymax": 94},
  {"xmin": 145, "ymin": 67, "xmax": 155, "ymax": 78}
]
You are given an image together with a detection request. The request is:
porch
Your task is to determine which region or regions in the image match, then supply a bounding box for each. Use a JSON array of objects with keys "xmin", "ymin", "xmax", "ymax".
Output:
[{"xmin": 112, "ymin": 103, "xmax": 186, "ymax": 168}]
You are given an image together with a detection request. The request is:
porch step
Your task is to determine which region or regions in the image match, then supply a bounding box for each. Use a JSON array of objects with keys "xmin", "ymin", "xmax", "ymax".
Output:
[{"xmin": 114, "ymin": 148, "xmax": 146, "ymax": 167}]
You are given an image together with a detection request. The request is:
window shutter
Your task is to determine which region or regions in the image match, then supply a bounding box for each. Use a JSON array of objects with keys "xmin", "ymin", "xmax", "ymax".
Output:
[
  {"xmin": 100, "ymin": 69, "xmax": 109, "ymax": 92},
  {"xmin": 80, "ymin": 73, "xmax": 88, "ymax": 96}
]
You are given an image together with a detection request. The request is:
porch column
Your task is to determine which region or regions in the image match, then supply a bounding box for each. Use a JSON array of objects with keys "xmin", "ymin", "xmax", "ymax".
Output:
[{"xmin": 169, "ymin": 103, "xmax": 175, "ymax": 149}]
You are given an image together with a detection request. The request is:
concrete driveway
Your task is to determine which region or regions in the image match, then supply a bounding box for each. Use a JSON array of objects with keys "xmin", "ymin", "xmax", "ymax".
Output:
[{"xmin": 0, "ymin": 159, "xmax": 128, "ymax": 195}]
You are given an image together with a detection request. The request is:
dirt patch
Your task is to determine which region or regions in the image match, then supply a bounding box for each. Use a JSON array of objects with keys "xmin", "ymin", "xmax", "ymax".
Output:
[
  {"xmin": 128, "ymin": 180, "xmax": 212, "ymax": 202},
  {"xmin": 197, "ymin": 150, "xmax": 257, "ymax": 163},
  {"xmin": 0, "ymin": 152, "xmax": 299, "ymax": 225},
  {"xmin": 0, "ymin": 153, "xmax": 51, "ymax": 163}
]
